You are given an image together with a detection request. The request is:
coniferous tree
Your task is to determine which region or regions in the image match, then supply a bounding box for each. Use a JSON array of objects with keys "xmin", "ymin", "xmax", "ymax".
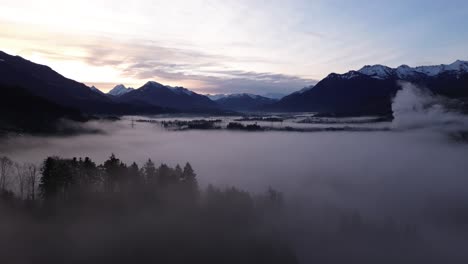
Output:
[
  {"xmin": 174, "ymin": 164, "xmax": 183, "ymax": 180},
  {"xmin": 103, "ymin": 154, "xmax": 121, "ymax": 192},
  {"xmin": 82, "ymin": 157, "xmax": 98, "ymax": 186},
  {"xmin": 128, "ymin": 162, "xmax": 142, "ymax": 184},
  {"xmin": 143, "ymin": 159, "xmax": 157, "ymax": 185},
  {"xmin": 39, "ymin": 157, "xmax": 74, "ymax": 201},
  {"xmin": 158, "ymin": 163, "xmax": 174, "ymax": 187},
  {"xmin": 182, "ymin": 162, "xmax": 198, "ymax": 199}
]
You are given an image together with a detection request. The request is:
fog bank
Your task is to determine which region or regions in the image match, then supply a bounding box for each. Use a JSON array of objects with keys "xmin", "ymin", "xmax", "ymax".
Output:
[{"xmin": 1, "ymin": 84, "xmax": 468, "ymax": 263}]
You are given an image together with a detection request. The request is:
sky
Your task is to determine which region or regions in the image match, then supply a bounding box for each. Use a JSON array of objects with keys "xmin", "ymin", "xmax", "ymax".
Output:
[{"xmin": 1, "ymin": 0, "xmax": 467, "ymax": 95}]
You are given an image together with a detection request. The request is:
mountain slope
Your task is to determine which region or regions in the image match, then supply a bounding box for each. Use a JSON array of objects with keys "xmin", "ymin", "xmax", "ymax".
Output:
[
  {"xmin": 0, "ymin": 84, "xmax": 86, "ymax": 133},
  {"xmin": 89, "ymin": 86, "xmax": 105, "ymax": 95},
  {"xmin": 206, "ymin": 94, "xmax": 227, "ymax": 101},
  {"xmin": 119, "ymin": 81, "xmax": 218, "ymax": 111},
  {"xmin": 268, "ymin": 60, "xmax": 468, "ymax": 116},
  {"xmin": 215, "ymin": 93, "xmax": 277, "ymax": 111},
  {"xmin": 0, "ymin": 51, "xmax": 167, "ymax": 115},
  {"xmin": 262, "ymin": 92, "xmax": 287, "ymax": 100},
  {"xmin": 0, "ymin": 51, "xmax": 114, "ymax": 113}
]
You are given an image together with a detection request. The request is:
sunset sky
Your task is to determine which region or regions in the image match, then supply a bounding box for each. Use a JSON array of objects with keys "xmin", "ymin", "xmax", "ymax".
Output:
[{"xmin": 1, "ymin": 0, "xmax": 467, "ymax": 94}]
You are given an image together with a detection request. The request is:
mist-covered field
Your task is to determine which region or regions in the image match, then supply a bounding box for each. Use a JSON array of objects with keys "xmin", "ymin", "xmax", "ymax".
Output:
[{"xmin": 2, "ymin": 84, "xmax": 468, "ymax": 263}]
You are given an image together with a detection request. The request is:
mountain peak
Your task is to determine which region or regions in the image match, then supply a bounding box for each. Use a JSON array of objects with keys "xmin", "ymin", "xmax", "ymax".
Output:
[
  {"xmin": 108, "ymin": 84, "xmax": 134, "ymax": 96},
  {"xmin": 447, "ymin": 60, "xmax": 468, "ymax": 71},
  {"xmin": 141, "ymin": 81, "xmax": 194, "ymax": 96},
  {"xmin": 358, "ymin": 64, "xmax": 393, "ymax": 79},
  {"xmin": 145, "ymin": 81, "xmax": 165, "ymax": 87},
  {"xmin": 89, "ymin": 86, "xmax": 105, "ymax": 95}
]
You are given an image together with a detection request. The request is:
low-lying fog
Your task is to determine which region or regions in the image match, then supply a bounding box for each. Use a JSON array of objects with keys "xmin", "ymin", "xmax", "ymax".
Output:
[{"xmin": 2, "ymin": 83, "xmax": 468, "ymax": 263}]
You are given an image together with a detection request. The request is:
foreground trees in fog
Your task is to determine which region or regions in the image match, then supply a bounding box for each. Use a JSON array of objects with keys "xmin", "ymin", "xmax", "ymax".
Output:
[
  {"xmin": 4, "ymin": 154, "xmax": 466, "ymax": 263},
  {"xmin": 38, "ymin": 154, "xmax": 200, "ymax": 202},
  {"xmin": 0, "ymin": 157, "xmax": 39, "ymax": 201},
  {"xmin": 0, "ymin": 154, "xmax": 296, "ymax": 264}
]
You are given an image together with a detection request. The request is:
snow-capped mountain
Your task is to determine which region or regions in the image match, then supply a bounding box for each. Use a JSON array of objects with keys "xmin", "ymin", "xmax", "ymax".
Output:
[
  {"xmin": 118, "ymin": 81, "xmax": 217, "ymax": 111},
  {"xmin": 138, "ymin": 81, "xmax": 196, "ymax": 96},
  {"xmin": 108, "ymin": 84, "xmax": 134, "ymax": 96},
  {"xmin": 267, "ymin": 60, "xmax": 468, "ymax": 116},
  {"xmin": 345, "ymin": 60, "xmax": 468, "ymax": 80}
]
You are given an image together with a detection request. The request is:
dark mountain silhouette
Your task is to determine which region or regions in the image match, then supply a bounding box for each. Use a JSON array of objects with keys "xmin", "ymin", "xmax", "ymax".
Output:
[
  {"xmin": 267, "ymin": 61, "xmax": 468, "ymax": 116},
  {"xmin": 0, "ymin": 51, "xmax": 167, "ymax": 115},
  {"xmin": 214, "ymin": 93, "xmax": 277, "ymax": 111},
  {"xmin": 0, "ymin": 84, "xmax": 87, "ymax": 133},
  {"xmin": 89, "ymin": 85, "xmax": 105, "ymax": 95},
  {"xmin": 119, "ymin": 81, "xmax": 219, "ymax": 111}
]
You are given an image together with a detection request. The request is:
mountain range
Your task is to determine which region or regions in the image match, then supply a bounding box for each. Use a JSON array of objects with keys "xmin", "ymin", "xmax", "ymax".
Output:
[
  {"xmin": 0, "ymin": 51, "xmax": 171, "ymax": 116},
  {"xmin": 116, "ymin": 81, "xmax": 218, "ymax": 111},
  {"xmin": 267, "ymin": 60, "xmax": 468, "ymax": 115},
  {"xmin": 1, "ymin": 49, "xmax": 468, "ymax": 120},
  {"xmin": 210, "ymin": 93, "xmax": 278, "ymax": 111}
]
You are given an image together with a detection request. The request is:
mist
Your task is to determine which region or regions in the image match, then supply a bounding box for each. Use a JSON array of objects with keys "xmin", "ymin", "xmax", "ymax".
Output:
[{"xmin": 1, "ymin": 84, "xmax": 468, "ymax": 263}]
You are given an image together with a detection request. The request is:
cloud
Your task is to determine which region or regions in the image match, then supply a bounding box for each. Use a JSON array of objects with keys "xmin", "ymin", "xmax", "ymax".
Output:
[
  {"xmin": 16, "ymin": 33, "xmax": 316, "ymax": 94},
  {"xmin": 1, "ymin": 17, "xmax": 318, "ymax": 94}
]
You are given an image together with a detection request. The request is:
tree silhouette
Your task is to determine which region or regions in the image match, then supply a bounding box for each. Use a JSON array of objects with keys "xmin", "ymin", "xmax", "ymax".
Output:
[
  {"xmin": 25, "ymin": 163, "xmax": 39, "ymax": 201},
  {"xmin": 103, "ymin": 154, "xmax": 122, "ymax": 192},
  {"xmin": 0, "ymin": 156, "xmax": 13, "ymax": 191},
  {"xmin": 181, "ymin": 162, "xmax": 198, "ymax": 199},
  {"xmin": 143, "ymin": 159, "xmax": 157, "ymax": 185}
]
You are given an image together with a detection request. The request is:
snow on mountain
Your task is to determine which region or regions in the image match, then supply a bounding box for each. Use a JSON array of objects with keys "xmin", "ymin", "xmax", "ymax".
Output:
[
  {"xmin": 358, "ymin": 65, "xmax": 393, "ymax": 79},
  {"xmin": 226, "ymin": 93, "xmax": 260, "ymax": 99},
  {"xmin": 171, "ymin": 86, "xmax": 194, "ymax": 96},
  {"xmin": 262, "ymin": 92, "xmax": 286, "ymax": 99},
  {"xmin": 208, "ymin": 93, "xmax": 265, "ymax": 101},
  {"xmin": 108, "ymin": 84, "xmax": 134, "ymax": 96},
  {"xmin": 206, "ymin": 94, "xmax": 227, "ymax": 100},
  {"xmin": 353, "ymin": 60, "xmax": 468, "ymax": 80},
  {"xmin": 119, "ymin": 81, "xmax": 217, "ymax": 110},
  {"xmin": 141, "ymin": 81, "xmax": 194, "ymax": 96}
]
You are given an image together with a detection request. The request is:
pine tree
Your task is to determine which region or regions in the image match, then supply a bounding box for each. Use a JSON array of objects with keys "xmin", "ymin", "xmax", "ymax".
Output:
[
  {"xmin": 103, "ymin": 154, "xmax": 121, "ymax": 192},
  {"xmin": 143, "ymin": 159, "xmax": 157, "ymax": 184},
  {"xmin": 182, "ymin": 162, "xmax": 198, "ymax": 198}
]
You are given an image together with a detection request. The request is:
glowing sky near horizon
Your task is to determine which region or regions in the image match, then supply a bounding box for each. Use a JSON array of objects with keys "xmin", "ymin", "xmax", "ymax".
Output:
[{"xmin": 1, "ymin": 0, "xmax": 467, "ymax": 94}]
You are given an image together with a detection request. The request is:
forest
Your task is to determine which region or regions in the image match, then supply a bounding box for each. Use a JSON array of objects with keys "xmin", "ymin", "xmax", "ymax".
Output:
[{"xmin": 0, "ymin": 154, "xmax": 297, "ymax": 264}]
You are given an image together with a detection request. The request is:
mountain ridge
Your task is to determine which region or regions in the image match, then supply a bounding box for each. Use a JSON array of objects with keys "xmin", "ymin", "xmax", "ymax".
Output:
[
  {"xmin": 0, "ymin": 50, "xmax": 168, "ymax": 115},
  {"xmin": 213, "ymin": 93, "xmax": 277, "ymax": 111},
  {"xmin": 118, "ymin": 81, "xmax": 218, "ymax": 111},
  {"xmin": 268, "ymin": 60, "xmax": 468, "ymax": 116}
]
